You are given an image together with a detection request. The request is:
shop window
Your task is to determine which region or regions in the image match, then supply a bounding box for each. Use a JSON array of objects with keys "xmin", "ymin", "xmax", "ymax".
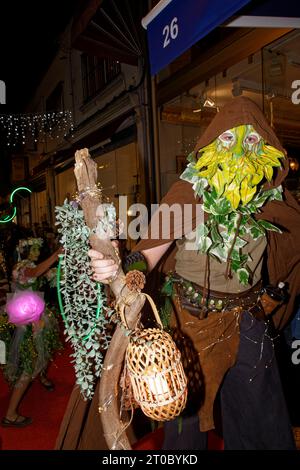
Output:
[
  {"xmin": 159, "ymin": 30, "xmax": 300, "ymax": 198},
  {"xmin": 81, "ymin": 53, "xmax": 121, "ymax": 102},
  {"xmin": 262, "ymin": 31, "xmax": 300, "ymax": 196},
  {"xmin": 159, "ymin": 49, "xmax": 264, "ymax": 195},
  {"xmin": 262, "ymin": 31, "xmax": 300, "ymax": 148}
]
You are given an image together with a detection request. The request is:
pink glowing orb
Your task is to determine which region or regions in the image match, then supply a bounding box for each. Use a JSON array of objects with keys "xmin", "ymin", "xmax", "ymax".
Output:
[{"xmin": 6, "ymin": 291, "xmax": 45, "ymax": 326}]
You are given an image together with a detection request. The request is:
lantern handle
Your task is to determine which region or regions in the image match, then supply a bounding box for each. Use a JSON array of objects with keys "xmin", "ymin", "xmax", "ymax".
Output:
[
  {"xmin": 118, "ymin": 291, "xmax": 163, "ymax": 330},
  {"xmin": 143, "ymin": 293, "xmax": 163, "ymax": 329}
]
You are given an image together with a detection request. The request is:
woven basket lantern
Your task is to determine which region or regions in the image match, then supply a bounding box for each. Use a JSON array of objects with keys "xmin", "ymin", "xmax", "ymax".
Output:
[{"xmin": 124, "ymin": 294, "xmax": 187, "ymax": 421}]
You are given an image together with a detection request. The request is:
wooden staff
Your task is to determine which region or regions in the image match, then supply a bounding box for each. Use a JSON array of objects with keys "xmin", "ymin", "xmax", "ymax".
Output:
[{"xmin": 74, "ymin": 148, "xmax": 145, "ymax": 450}]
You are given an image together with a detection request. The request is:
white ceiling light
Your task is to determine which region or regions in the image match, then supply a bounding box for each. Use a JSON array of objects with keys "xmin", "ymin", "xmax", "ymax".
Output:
[
  {"xmin": 192, "ymin": 95, "xmax": 218, "ymax": 113},
  {"xmin": 203, "ymin": 98, "xmax": 216, "ymax": 108}
]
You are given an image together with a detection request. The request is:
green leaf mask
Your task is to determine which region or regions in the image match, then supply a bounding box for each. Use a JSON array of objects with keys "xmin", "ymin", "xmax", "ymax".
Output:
[{"xmin": 180, "ymin": 124, "xmax": 284, "ymax": 286}]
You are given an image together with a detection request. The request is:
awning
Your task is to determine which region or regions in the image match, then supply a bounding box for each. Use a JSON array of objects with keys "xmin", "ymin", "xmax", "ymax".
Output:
[
  {"xmin": 142, "ymin": 0, "xmax": 251, "ymax": 75},
  {"xmin": 71, "ymin": 0, "xmax": 145, "ymax": 65},
  {"xmin": 226, "ymin": 0, "xmax": 300, "ymax": 28}
]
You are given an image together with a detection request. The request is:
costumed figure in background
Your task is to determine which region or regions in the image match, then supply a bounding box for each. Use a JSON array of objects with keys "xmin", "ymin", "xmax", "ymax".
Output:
[
  {"xmin": 0, "ymin": 240, "xmax": 8, "ymax": 305},
  {"xmin": 89, "ymin": 97, "xmax": 300, "ymax": 449},
  {"xmin": 0, "ymin": 243, "xmax": 7, "ymax": 281},
  {"xmin": 0, "ymin": 237, "xmax": 62, "ymax": 428}
]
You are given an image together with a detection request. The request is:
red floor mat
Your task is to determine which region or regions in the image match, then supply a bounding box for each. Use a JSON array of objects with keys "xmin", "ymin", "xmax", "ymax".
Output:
[{"xmin": 0, "ymin": 342, "xmax": 75, "ymax": 450}]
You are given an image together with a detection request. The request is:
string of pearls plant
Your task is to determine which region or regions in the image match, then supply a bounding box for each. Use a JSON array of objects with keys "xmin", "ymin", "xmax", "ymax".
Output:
[{"xmin": 55, "ymin": 200, "xmax": 113, "ymax": 399}]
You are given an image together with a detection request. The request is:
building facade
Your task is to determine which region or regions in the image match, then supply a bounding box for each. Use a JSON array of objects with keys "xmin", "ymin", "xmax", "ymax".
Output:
[
  {"xmin": 17, "ymin": 0, "xmax": 153, "ymax": 250},
  {"xmin": 14, "ymin": 1, "xmax": 300, "ymax": 231}
]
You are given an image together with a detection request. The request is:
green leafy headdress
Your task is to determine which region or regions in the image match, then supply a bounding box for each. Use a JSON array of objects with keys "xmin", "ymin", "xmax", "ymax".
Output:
[{"xmin": 180, "ymin": 97, "xmax": 289, "ymax": 285}]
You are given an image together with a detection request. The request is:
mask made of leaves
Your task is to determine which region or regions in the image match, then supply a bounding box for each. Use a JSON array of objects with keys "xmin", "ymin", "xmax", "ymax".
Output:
[
  {"xmin": 180, "ymin": 124, "xmax": 284, "ymax": 285},
  {"xmin": 194, "ymin": 124, "xmax": 284, "ymax": 209}
]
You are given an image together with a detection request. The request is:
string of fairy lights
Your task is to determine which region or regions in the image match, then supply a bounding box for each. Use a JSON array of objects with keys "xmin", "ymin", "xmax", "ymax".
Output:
[{"xmin": 0, "ymin": 110, "xmax": 74, "ymax": 147}]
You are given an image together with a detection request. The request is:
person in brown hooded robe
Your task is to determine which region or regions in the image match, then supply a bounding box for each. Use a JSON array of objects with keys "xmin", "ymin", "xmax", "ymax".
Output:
[{"xmin": 56, "ymin": 96, "xmax": 300, "ymax": 450}]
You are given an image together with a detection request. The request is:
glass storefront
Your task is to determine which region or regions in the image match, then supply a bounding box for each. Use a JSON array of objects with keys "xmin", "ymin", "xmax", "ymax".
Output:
[
  {"xmin": 159, "ymin": 30, "xmax": 300, "ymax": 199},
  {"xmin": 263, "ymin": 30, "xmax": 300, "ymax": 199}
]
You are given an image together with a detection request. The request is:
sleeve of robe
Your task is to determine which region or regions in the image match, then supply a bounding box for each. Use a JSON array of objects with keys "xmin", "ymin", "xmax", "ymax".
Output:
[
  {"xmin": 133, "ymin": 180, "xmax": 202, "ymax": 251},
  {"xmin": 256, "ymin": 189, "xmax": 300, "ymax": 329}
]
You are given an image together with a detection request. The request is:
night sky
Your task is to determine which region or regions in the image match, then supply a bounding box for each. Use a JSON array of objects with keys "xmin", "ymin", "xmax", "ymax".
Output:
[
  {"xmin": 0, "ymin": 0, "xmax": 77, "ymax": 112},
  {"xmin": 0, "ymin": 1, "xmax": 78, "ymax": 196}
]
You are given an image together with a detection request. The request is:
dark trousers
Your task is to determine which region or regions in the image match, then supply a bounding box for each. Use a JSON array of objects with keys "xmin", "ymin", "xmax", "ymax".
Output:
[{"xmin": 163, "ymin": 311, "xmax": 296, "ymax": 450}]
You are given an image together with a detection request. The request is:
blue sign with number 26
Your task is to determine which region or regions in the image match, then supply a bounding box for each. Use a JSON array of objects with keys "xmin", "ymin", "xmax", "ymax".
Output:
[{"xmin": 147, "ymin": 0, "xmax": 251, "ymax": 75}]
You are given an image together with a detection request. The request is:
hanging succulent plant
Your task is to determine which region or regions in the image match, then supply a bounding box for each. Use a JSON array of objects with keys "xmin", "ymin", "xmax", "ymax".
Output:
[{"xmin": 55, "ymin": 200, "xmax": 114, "ymax": 399}]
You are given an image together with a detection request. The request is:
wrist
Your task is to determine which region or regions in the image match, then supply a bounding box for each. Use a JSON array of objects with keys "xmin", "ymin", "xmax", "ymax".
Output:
[{"xmin": 123, "ymin": 251, "xmax": 148, "ymax": 275}]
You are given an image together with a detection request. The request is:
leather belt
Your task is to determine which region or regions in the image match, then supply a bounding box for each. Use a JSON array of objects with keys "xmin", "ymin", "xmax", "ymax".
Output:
[
  {"xmin": 181, "ymin": 293, "xmax": 266, "ymax": 321},
  {"xmin": 171, "ymin": 273, "xmax": 265, "ymax": 320}
]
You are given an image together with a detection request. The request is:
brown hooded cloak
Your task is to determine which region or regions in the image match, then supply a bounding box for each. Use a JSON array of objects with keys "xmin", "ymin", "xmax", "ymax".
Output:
[{"xmin": 133, "ymin": 97, "xmax": 300, "ymax": 431}]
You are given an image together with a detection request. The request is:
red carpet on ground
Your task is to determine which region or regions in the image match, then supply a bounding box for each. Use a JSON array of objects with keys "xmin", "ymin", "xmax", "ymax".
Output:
[
  {"xmin": 0, "ymin": 335, "xmax": 224, "ymax": 450},
  {"xmin": 0, "ymin": 342, "xmax": 75, "ymax": 450}
]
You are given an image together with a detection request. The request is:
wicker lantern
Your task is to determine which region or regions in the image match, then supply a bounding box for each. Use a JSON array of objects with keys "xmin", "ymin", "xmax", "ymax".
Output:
[{"xmin": 125, "ymin": 297, "xmax": 187, "ymax": 421}]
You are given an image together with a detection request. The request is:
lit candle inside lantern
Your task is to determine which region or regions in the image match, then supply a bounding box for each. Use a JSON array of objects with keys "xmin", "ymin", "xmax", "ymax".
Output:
[{"xmin": 147, "ymin": 367, "xmax": 170, "ymax": 399}]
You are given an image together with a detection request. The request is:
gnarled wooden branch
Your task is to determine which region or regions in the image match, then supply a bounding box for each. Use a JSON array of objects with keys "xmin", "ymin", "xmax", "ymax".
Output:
[{"xmin": 74, "ymin": 148, "xmax": 145, "ymax": 450}]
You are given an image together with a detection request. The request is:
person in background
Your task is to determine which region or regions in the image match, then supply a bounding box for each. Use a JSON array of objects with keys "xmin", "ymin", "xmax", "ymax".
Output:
[{"xmin": 0, "ymin": 237, "xmax": 62, "ymax": 428}]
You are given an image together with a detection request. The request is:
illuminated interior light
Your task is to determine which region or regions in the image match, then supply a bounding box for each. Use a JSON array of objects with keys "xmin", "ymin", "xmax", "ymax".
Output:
[{"xmin": 203, "ymin": 98, "xmax": 216, "ymax": 108}]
